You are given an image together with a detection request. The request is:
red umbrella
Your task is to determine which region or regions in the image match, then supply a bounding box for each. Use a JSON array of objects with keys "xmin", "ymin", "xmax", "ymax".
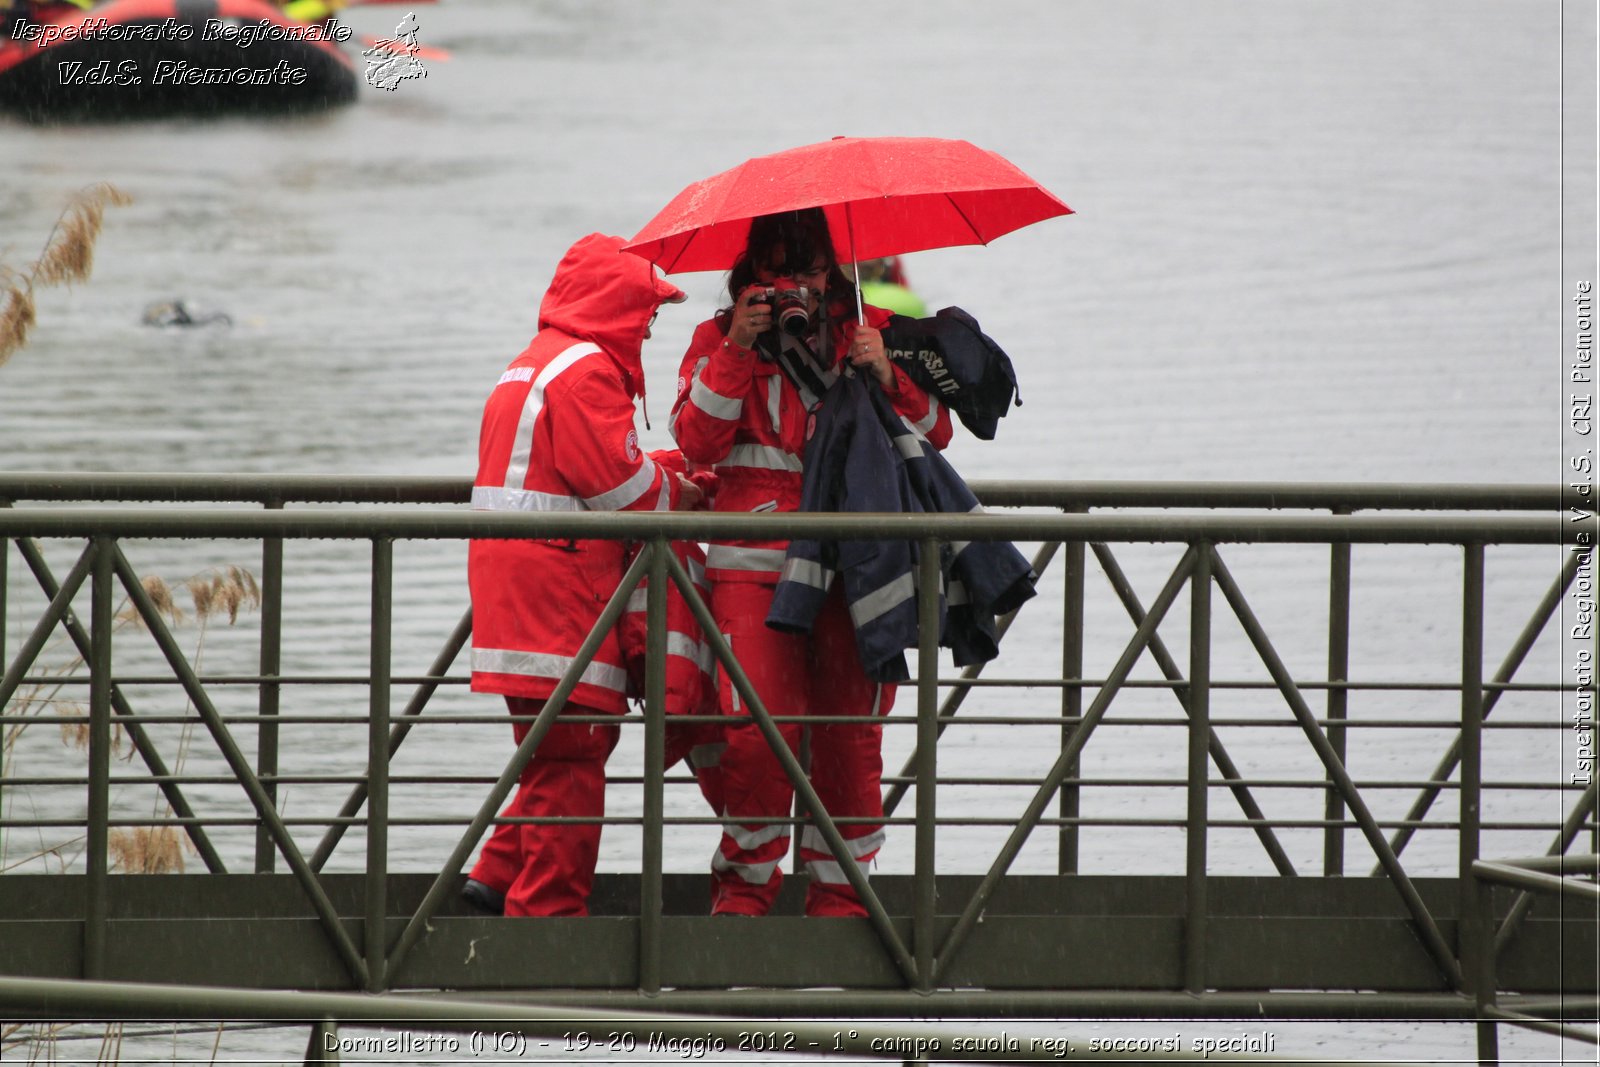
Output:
[{"xmin": 622, "ymin": 137, "xmax": 1072, "ymax": 283}]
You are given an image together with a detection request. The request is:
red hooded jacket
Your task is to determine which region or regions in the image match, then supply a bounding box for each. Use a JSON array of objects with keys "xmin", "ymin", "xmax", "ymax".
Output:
[{"xmin": 469, "ymin": 233, "xmax": 685, "ymax": 712}]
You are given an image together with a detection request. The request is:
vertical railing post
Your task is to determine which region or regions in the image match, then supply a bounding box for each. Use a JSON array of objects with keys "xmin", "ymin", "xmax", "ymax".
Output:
[
  {"xmin": 640, "ymin": 541, "xmax": 668, "ymax": 996},
  {"xmin": 86, "ymin": 535, "xmax": 113, "ymax": 980},
  {"xmin": 256, "ymin": 499, "xmax": 284, "ymax": 873},
  {"xmin": 365, "ymin": 537, "xmax": 392, "ymax": 993},
  {"xmin": 914, "ymin": 537, "xmax": 941, "ymax": 991},
  {"xmin": 1, "ymin": 508, "xmax": 9, "ymax": 840},
  {"xmin": 1184, "ymin": 541, "xmax": 1211, "ymax": 995},
  {"xmin": 1458, "ymin": 543, "xmax": 1497, "ymax": 1062},
  {"xmin": 1325, "ymin": 508, "xmax": 1352, "ymax": 875},
  {"xmin": 1060, "ymin": 511, "xmax": 1087, "ymax": 875}
]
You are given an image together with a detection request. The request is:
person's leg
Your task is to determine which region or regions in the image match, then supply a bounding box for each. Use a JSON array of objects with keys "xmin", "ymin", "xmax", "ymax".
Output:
[
  {"xmin": 665, "ymin": 718, "xmax": 726, "ymax": 816},
  {"xmin": 466, "ymin": 696, "xmax": 543, "ymax": 907},
  {"xmin": 501, "ymin": 706, "xmax": 621, "ymax": 918},
  {"xmin": 709, "ymin": 582, "xmax": 807, "ymax": 916},
  {"xmin": 802, "ymin": 590, "xmax": 895, "ymax": 917}
]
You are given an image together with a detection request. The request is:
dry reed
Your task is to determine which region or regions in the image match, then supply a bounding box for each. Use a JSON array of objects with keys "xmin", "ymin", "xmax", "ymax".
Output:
[
  {"xmin": 0, "ymin": 182, "xmax": 132, "ymax": 367},
  {"xmin": 108, "ymin": 825, "xmax": 186, "ymax": 874}
]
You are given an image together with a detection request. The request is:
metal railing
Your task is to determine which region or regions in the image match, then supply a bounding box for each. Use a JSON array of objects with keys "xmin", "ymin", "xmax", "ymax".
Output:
[{"xmin": 1, "ymin": 473, "xmax": 1595, "ymax": 1063}]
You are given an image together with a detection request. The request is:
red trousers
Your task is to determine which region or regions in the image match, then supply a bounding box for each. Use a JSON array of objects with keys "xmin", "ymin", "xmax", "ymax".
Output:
[
  {"xmin": 469, "ymin": 697, "xmax": 619, "ymax": 917},
  {"xmin": 470, "ymin": 697, "xmax": 725, "ymax": 917},
  {"xmin": 710, "ymin": 583, "xmax": 894, "ymax": 917}
]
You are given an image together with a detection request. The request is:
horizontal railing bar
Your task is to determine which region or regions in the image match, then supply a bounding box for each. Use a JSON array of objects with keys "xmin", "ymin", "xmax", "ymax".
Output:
[
  {"xmin": 0, "ymin": 507, "xmax": 1581, "ymax": 544},
  {"xmin": 0, "ymin": 975, "xmax": 1098, "ymax": 1065},
  {"xmin": 0, "ymin": 472, "xmax": 1583, "ymax": 512},
  {"xmin": 1486, "ymin": 853, "xmax": 1600, "ymax": 874},
  {"xmin": 6, "ymin": 714, "xmax": 1577, "ymax": 735},
  {"xmin": 10, "ymin": 675, "xmax": 1575, "ymax": 696},
  {"xmin": 5, "ymin": 816, "xmax": 1575, "ymax": 833},
  {"xmin": 1473, "ymin": 859, "xmax": 1600, "ymax": 899},
  {"xmin": 4, "ymin": 773, "xmax": 1575, "ymax": 800},
  {"xmin": 940, "ymin": 678, "xmax": 1576, "ymax": 693}
]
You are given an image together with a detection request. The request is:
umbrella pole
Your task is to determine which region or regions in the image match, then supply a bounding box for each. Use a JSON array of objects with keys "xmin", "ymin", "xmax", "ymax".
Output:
[{"xmin": 844, "ymin": 201, "xmax": 865, "ymax": 324}]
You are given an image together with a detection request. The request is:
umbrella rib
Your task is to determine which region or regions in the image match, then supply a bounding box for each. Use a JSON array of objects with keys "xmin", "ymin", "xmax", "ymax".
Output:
[{"xmin": 943, "ymin": 192, "xmax": 989, "ymax": 247}]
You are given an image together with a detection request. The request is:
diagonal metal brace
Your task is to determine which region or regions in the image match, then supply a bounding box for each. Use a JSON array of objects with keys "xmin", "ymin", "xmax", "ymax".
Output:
[
  {"xmin": 0, "ymin": 540, "xmax": 95, "ymax": 711},
  {"xmin": 385, "ymin": 547, "xmax": 652, "ymax": 984},
  {"xmin": 309, "ymin": 606, "xmax": 473, "ymax": 872},
  {"xmin": 112, "ymin": 544, "xmax": 368, "ymax": 987},
  {"xmin": 1210, "ymin": 548, "xmax": 1464, "ymax": 990},
  {"xmin": 662, "ymin": 548, "xmax": 920, "ymax": 988},
  {"xmin": 1380, "ymin": 546, "xmax": 1587, "ymax": 871},
  {"xmin": 933, "ymin": 546, "xmax": 1199, "ymax": 986},
  {"xmin": 881, "ymin": 540, "xmax": 1060, "ymax": 818},
  {"xmin": 1092, "ymin": 541, "xmax": 1298, "ymax": 876},
  {"xmin": 9, "ymin": 537, "xmax": 227, "ymax": 873}
]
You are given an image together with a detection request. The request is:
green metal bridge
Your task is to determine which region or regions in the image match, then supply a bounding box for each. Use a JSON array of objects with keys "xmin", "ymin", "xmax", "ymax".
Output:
[{"xmin": 0, "ymin": 473, "xmax": 1594, "ymax": 1063}]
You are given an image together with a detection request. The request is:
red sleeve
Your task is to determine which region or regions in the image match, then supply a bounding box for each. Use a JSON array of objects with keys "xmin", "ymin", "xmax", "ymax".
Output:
[
  {"xmin": 669, "ymin": 318, "xmax": 758, "ymax": 465},
  {"xmin": 552, "ymin": 365, "xmax": 679, "ymax": 512}
]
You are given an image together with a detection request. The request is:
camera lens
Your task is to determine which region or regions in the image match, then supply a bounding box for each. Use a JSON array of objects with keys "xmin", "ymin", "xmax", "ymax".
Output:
[{"xmin": 773, "ymin": 286, "xmax": 810, "ymax": 336}]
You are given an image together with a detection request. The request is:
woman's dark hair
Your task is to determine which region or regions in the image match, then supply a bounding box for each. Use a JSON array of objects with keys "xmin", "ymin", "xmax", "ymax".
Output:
[{"xmin": 719, "ymin": 208, "xmax": 858, "ymax": 327}]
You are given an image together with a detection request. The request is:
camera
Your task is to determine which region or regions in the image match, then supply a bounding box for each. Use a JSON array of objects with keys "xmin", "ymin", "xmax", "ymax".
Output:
[{"xmin": 751, "ymin": 278, "xmax": 813, "ymax": 337}]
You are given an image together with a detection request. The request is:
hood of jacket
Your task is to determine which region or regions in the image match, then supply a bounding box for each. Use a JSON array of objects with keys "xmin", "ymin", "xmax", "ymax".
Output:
[{"xmin": 537, "ymin": 233, "xmax": 684, "ymax": 399}]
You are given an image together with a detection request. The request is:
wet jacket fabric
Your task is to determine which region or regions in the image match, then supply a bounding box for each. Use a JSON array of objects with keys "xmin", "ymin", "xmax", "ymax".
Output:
[
  {"xmin": 670, "ymin": 300, "xmax": 952, "ymax": 585},
  {"xmin": 880, "ymin": 306, "xmax": 1021, "ymax": 441},
  {"xmin": 766, "ymin": 372, "xmax": 1037, "ymax": 683},
  {"xmin": 468, "ymin": 233, "xmax": 686, "ymax": 714}
]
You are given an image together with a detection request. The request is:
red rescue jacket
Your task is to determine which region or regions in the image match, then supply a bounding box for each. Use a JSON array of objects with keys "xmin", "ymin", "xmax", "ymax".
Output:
[
  {"xmin": 469, "ymin": 233, "xmax": 684, "ymax": 712},
  {"xmin": 670, "ymin": 300, "xmax": 952, "ymax": 584}
]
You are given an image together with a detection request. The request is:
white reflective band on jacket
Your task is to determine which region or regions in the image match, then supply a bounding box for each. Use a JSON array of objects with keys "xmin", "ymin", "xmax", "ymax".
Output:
[
  {"xmin": 688, "ymin": 372, "xmax": 743, "ymax": 422},
  {"xmin": 848, "ymin": 571, "xmax": 917, "ymax": 629},
  {"xmin": 470, "ymin": 647, "xmax": 630, "ymax": 696},
  {"xmin": 497, "ymin": 342, "xmax": 599, "ymax": 502},
  {"xmin": 720, "ymin": 442, "xmax": 803, "ymax": 473}
]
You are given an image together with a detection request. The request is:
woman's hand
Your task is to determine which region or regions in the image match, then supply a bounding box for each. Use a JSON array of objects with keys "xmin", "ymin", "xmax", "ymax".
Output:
[
  {"xmin": 726, "ymin": 286, "xmax": 774, "ymax": 350},
  {"xmin": 848, "ymin": 324, "xmax": 894, "ymax": 388}
]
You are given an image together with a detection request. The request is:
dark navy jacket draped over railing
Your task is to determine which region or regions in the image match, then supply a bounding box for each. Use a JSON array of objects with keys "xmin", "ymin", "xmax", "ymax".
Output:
[{"xmin": 766, "ymin": 372, "xmax": 1036, "ymax": 683}]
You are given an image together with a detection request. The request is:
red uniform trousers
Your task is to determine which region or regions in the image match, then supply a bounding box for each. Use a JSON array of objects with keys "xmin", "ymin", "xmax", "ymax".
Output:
[
  {"xmin": 710, "ymin": 582, "xmax": 894, "ymax": 917},
  {"xmin": 469, "ymin": 697, "xmax": 620, "ymax": 917},
  {"xmin": 470, "ymin": 698, "xmax": 724, "ymax": 917}
]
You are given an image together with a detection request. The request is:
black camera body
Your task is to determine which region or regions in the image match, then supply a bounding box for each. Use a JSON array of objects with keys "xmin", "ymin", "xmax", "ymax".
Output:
[{"xmin": 751, "ymin": 278, "xmax": 814, "ymax": 337}]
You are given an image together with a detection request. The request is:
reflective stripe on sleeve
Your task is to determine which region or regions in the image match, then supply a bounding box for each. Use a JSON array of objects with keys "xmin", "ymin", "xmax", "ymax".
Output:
[
  {"xmin": 689, "ymin": 376, "xmax": 744, "ymax": 421},
  {"xmin": 779, "ymin": 556, "xmax": 834, "ymax": 592},
  {"xmin": 584, "ymin": 453, "xmax": 660, "ymax": 511},
  {"xmin": 849, "ymin": 572, "xmax": 916, "ymax": 628},
  {"xmin": 470, "ymin": 647, "xmax": 628, "ymax": 694},
  {"xmin": 471, "ymin": 485, "xmax": 583, "ymax": 512},
  {"xmin": 911, "ymin": 405, "xmax": 941, "ymax": 436}
]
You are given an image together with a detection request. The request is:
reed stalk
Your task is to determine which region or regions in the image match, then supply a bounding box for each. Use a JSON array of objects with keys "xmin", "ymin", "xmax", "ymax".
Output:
[{"xmin": 0, "ymin": 182, "xmax": 132, "ymax": 367}]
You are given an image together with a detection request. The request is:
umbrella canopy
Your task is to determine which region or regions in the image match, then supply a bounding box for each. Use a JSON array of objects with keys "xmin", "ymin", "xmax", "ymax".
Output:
[{"xmin": 623, "ymin": 136, "xmax": 1072, "ymax": 275}]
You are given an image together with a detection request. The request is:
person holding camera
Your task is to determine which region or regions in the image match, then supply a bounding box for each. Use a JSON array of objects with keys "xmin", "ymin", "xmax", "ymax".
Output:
[
  {"xmin": 464, "ymin": 232, "xmax": 704, "ymax": 918},
  {"xmin": 669, "ymin": 209, "xmax": 952, "ymax": 917}
]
